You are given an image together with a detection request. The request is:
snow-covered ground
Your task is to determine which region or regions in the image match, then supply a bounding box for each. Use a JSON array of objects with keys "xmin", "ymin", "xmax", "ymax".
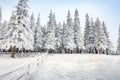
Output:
[
  {"xmin": 1, "ymin": 54, "xmax": 120, "ymax": 80},
  {"xmin": 0, "ymin": 53, "xmax": 46, "ymax": 80},
  {"xmin": 28, "ymin": 54, "xmax": 120, "ymax": 80}
]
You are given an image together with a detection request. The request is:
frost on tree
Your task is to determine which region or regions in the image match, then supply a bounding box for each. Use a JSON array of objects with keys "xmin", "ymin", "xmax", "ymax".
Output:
[
  {"xmin": 41, "ymin": 25, "xmax": 47, "ymax": 51},
  {"xmin": 64, "ymin": 10, "xmax": 75, "ymax": 53},
  {"xmin": 74, "ymin": 9, "xmax": 83, "ymax": 53},
  {"xmin": 84, "ymin": 14, "xmax": 111, "ymax": 54},
  {"xmin": 95, "ymin": 18, "xmax": 112, "ymax": 54},
  {"xmin": 2, "ymin": 0, "xmax": 34, "ymax": 51},
  {"xmin": 62, "ymin": 21, "xmax": 66, "ymax": 53},
  {"xmin": 1, "ymin": 21, "xmax": 7, "ymax": 39},
  {"xmin": 30, "ymin": 13, "xmax": 36, "ymax": 33},
  {"xmin": 94, "ymin": 18, "xmax": 103, "ymax": 54},
  {"xmin": 55, "ymin": 22, "xmax": 62, "ymax": 53},
  {"xmin": 44, "ymin": 11, "xmax": 56, "ymax": 53},
  {"xmin": 34, "ymin": 14, "xmax": 43, "ymax": 52},
  {"xmin": 0, "ymin": 7, "xmax": 2, "ymax": 40},
  {"xmin": 84, "ymin": 13, "xmax": 94, "ymax": 53},
  {"xmin": 117, "ymin": 24, "xmax": 120, "ymax": 54},
  {"xmin": 102, "ymin": 21, "xmax": 114, "ymax": 54},
  {"xmin": 98, "ymin": 20, "xmax": 107, "ymax": 54}
]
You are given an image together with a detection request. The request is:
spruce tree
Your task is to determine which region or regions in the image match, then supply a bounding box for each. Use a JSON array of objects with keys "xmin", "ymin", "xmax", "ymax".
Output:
[
  {"xmin": 2, "ymin": 0, "xmax": 34, "ymax": 57},
  {"xmin": 0, "ymin": 7, "xmax": 2, "ymax": 40},
  {"xmin": 64, "ymin": 10, "xmax": 75, "ymax": 53},
  {"xmin": 44, "ymin": 11, "xmax": 56, "ymax": 53},
  {"xmin": 74, "ymin": 9, "xmax": 83, "ymax": 53},
  {"xmin": 117, "ymin": 24, "xmax": 120, "ymax": 54},
  {"xmin": 55, "ymin": 22, "xmax": 62, "ymax": 53},
  {"xmin": 84, "ymin": 13, "xmax": 94, "ymax": 53},
  {"xmin": 102, "ymin": 21, "xmax": 114, "ymax": 54},
  {"xmin": 62, "ymin": 21, "xmax": 66, "ymax": 53},
  {"xmin": 34, "ymin": 14, "xmax": 43, "ymax": 52},
  {"xmin": 1, "ymin": 21, "xmax": 7, "ymax": 39},
  {"xmin": 30, "ymin": 13, "xmax": 36, "ymax": 33}
]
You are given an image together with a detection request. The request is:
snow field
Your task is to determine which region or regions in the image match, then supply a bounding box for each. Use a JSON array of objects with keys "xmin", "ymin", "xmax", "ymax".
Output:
[
  {"xmin": 28, "ymin": 54, "xmax": 120, "ymax": 80},
  {"xmin": 0, "ymin": 53, "xmax": 48, "ymax": 80}
]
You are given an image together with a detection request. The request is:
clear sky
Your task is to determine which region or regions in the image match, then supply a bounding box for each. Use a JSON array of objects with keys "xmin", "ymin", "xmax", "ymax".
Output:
[{"xmin": 0, "ymin": 0, "xmax": 120, "ymax": 49}]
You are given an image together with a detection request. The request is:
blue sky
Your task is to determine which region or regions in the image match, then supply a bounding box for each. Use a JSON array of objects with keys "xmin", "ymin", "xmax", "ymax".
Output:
[{"xmin": 0, "ymin": 0, "xmax": 120, "ymax": 49}]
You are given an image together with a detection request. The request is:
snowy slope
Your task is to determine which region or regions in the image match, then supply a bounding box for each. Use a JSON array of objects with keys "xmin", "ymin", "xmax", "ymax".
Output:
[
  {"xmin": 28, "ymin": 54, "xmax": 120, "ymax": 80},
  {"xmin": 0, "ymin": 53, "xmax": 47, "ymax": 80}
]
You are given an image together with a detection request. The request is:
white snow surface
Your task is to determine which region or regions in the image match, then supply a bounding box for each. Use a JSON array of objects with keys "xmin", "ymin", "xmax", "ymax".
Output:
[
  {"xmin": 0, "ymin": 54, "xmax": 120, "ymax": 80},
  {"xmin": 28, "ymin": 54, "xmax": 120, "ymax": 80},
  {"xmin": 0, "ymin": 53, "xmax": 46, "ymax": 80}
]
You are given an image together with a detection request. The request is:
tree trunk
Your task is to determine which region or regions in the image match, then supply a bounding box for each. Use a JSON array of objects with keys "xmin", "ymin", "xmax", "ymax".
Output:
[{"xmin": 11, "ymin": 47, "xmax": 16, "ymax": 58}]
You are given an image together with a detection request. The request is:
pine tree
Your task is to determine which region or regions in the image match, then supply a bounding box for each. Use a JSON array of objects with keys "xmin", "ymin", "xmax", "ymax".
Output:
[
  {"xmin": 1, "ymin": 21, "xmax": 7, "ymax": 39},
  {"xmin": 41, "ymin": 25, "xmax": 47, "ymax": 52},
  {"xmin": 117, "ymin": 24, "xmax": 120, "ymax": 54},
  {"xmin": 34, "ymin": 14, "xmax": 43, "ymax": 52},
  {"xmin": 0, "ymin": 7, "xmax": 2, "ymax": 40},
  {"xmin": 90, "ymin": 17, "xmax": 96, "ymax": 53},
  {"xmin": 62, "ymin": 21, "xmax": 66, "ymax": 53},
  {"xmin": 94, "ymin": 18, "xmax": 101, "ymax": 54},
  {"xmin": 2, "ymin": 0, "xmax": 34, "ymax": 57},
  {"xmin": 74, "ymin": 9, "xmax": 83, "ymax": 53},
  {"xmin": 99, "ymin": 21, "xmax": 107, "ymax": 54},
  {"xmin": 102, "ymin": 21, "xmax": 114, "ymax": 54},
  {"xmin": 44, "ymin": 11, "xmax": 56, "ymax": 53},
  {"xmin": 84, "ymin": 13, "xmax": 94, "ymax": 53},
  {"xmin": 30, "ymin": 13, "xmax": 36, "ymax": 33},
  {"xmin": 94, "ymin": 18, "xmax": 107, "ymax": 54},
  {"xmin": 55, "ymin": 22, "xmax": 62, "ymax": 53},
  {"xmin": 64, "ymin": 10, "xmax": 75, "ymax": 53}
]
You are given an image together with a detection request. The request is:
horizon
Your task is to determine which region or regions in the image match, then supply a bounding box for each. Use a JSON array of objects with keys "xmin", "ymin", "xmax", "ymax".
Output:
[{"xmin": 0, "ymin": 0, "xmax": 120, "ymax": 49}]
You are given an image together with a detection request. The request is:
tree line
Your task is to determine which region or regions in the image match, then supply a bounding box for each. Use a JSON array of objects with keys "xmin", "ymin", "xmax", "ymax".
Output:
[{"xmin": 0, "ymin": 0, "xmax": 119, "ymax": 57}]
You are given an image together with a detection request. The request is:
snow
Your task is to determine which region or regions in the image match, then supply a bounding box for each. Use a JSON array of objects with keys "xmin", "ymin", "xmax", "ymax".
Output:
[
  {"xmin": 0, "ymin": 53, "xmax": 47, "ymax": 80},
  {"xmin": 28, "ymin": 54, "xmax": 120, "ymax": 80},
  {"xmin": 1, "ymin": 54, "xmax": 120, "ymax": 80}
]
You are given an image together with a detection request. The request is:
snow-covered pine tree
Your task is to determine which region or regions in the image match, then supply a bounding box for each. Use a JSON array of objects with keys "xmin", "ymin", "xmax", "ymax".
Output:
[
  {"xmin": 44, "ymin": 11, "xmax": 56, "ymax": 53},
  {"xmin": 1, "ymin": 21, "xmax": 7, "ymax": 39},
  {"xmin": 102, "ymin": 21, "xmax": 114, "ymax": 54},
  {"xmin": 5, "ymin": 11, "xmax": 15, "ymax": 38},
  {"xmin": 2, "ymin": 0, "xmax": 34, "ymax": 57},
  {"xmin": 55, "ymin": 22, "xmax": 62, "ymax": 53},
  {"xmin": 94, "ymin": 18, "xmax": 101, "ymax": 54},
  {"xmin": 30, "ymin": 13, "xmax": 36, "ymax": 33},
  {"xmin": 53, "ymin": 13, "xmax": 57, "ymax": 31},
  {"xmin": 41, "ymin": 25, "xmax": 47, "ymax": 52},
  {"xmin": 62, "ymin": 21, "xmax": 66, "ymax": 53},
  {"xmin": 117, "ymin": 24, "xmax": 120, "ymax": 54},
  {"xmin": 94, "ymin": 18, "xmax": 107, "ymax": 54},
  {"xmin": 0, "ymin": 7, "xmax": 2, "ymax": 40},
  {"xmin": 64, "ymin": 10, "xmax": 75, "ymax": 53},
  {"xmin": 74, "ymin": 9, "xmax": 83, "ymax": 53},
  {"xmin": 84, "ymin": 13, "xmax": 94, "ymax": 53},
  {"xmin": 34, "ymin": 14, "xmax": 43, "ymax": 52},
  {"xmin": 89, "ymin": 17, "xmax": 96, "ymax": 53},
  {"xmin": 99, "ymin": 21, "xmax": 108, "ymax": 54}
]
